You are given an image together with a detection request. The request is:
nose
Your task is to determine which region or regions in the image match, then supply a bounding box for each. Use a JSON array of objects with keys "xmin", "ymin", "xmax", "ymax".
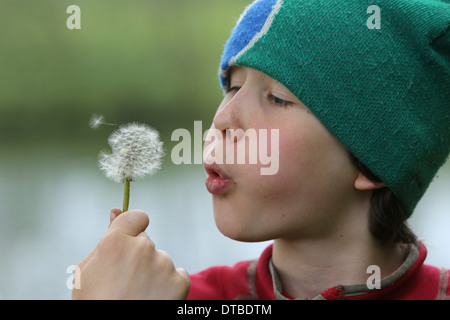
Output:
[{"xmin": 213, "ymin": 90, "xmax": 245, "ymax": 138}]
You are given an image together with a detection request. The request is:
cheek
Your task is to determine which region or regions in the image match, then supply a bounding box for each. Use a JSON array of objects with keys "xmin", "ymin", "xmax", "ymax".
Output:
[
  {"xmin": 251, "ymin": 123, "xmax": 352, "ymax": 211},
  {"xmin": 254, "ymin": 135, "xmax": 308, "ymax": 207},
  {"xmin": 276, "ymin": 122, "xmax": 358, "ymax": 212},
  {"xmin": 211, "ymin": 157, "xmax": 299, "ymax": 242},
  {"xmin": 212, "ymin": 137, "xmax": 303, "ymax": 239},
  {"xmin": 280, "ymin": 136, "xmax": 318, "ymax": 189}
]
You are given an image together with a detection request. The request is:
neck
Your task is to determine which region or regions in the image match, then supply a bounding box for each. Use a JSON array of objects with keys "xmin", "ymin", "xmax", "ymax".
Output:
[{"xmin": 272, "ymin": 205, "xmax": 406, "ymax": 299}]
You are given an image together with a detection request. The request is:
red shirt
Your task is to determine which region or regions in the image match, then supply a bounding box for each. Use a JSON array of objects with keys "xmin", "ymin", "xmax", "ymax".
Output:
[{"xmin": 187, "ymin": 243, "xmax": 450, "ymax": 300}]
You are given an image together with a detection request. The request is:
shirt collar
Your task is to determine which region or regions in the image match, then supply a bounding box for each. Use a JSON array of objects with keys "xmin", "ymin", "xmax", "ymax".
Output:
[{"xmin": 268, "ymin": 243, "xmax": 423, "ymax": 300}]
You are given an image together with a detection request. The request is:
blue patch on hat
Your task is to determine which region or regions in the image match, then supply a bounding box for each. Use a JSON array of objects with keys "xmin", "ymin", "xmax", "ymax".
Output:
[{"xmin": 219, "ymin": 0, "xmax": 278, "ymax": 88}]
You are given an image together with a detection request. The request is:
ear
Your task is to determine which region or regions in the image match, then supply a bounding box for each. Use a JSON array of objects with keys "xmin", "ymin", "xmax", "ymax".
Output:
[{"xmin": 354, "ymin": 172, "xmax": 386, "ymax": 191}]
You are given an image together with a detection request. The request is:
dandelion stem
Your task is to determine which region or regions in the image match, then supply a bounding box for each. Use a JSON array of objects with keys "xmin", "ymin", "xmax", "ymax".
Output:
[{"xmin": 122, "ymin": 179, "xmax": 131, "ymax": 212}]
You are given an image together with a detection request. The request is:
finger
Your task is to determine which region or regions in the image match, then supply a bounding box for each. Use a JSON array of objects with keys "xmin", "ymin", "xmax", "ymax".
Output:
[
  {"xmin": 109, "ymin": 208, "xmax": 123, "ymax": 227},
  {"xmin": 107, "ymin": 209, "xmax": 149, "ymax": 237}
]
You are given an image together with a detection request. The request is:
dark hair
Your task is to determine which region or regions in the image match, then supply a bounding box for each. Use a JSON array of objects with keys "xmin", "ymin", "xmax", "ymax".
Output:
[{"xmin": 351, "ymin": 155, "xmax": 417, "ymax": 246}]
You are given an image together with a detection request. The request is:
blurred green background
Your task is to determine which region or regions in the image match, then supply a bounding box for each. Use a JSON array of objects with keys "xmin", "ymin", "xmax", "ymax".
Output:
[
  {"xmin": 0, "ymin": 0, "xmax": 242, "ymax": 154},
  {"xmin": 0, "ymin": 0, "xmax": 448, "ymax": 299}
]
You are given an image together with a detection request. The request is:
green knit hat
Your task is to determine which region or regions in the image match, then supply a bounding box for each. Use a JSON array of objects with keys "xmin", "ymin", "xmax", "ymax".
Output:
[{"xmin": 219, "ymin": 0, "xmax": 450, "ymax": 217}]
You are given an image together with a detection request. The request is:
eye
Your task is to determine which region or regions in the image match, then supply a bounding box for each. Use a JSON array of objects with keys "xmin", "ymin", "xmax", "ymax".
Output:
[
  {"xmin": 226, "ymin": 86, "xmax": 241, "ymax": 95},
  {"xmin": 269, "ymin": 94, "xmax": 292, "ymax": 107}
]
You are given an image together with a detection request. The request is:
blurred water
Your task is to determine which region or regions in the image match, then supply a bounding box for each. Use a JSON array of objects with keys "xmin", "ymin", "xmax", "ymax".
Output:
[
  {"xmin": 0, "ymin": 154, "xmax": 270, "ymax": 299},
  {"xmin": 0, "ymin": 153, "xmax": 448, "ymax": 299}
]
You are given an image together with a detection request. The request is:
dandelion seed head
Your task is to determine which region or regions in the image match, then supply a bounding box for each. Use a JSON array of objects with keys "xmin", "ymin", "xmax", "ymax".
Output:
[{"xmin": 99, "ymin": 123, "xmax": 164, "ymax": 183}]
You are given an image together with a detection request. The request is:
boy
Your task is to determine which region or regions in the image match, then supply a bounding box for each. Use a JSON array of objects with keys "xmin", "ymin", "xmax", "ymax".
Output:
[{"xmin": 73, "ymin": 0, "xmax": 449, "ymax": 299}]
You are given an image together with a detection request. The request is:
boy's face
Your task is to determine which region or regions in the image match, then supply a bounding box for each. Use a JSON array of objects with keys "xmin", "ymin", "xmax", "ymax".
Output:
[{"xmin": 204, "ymin": 66, "xmax": 361, "ymax": 242}]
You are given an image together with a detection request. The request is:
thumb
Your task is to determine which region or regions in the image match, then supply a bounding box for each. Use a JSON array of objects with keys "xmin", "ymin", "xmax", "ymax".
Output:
[{"xmin": 107, "ymin": 209, "xmax": 149, "ymax": 237}]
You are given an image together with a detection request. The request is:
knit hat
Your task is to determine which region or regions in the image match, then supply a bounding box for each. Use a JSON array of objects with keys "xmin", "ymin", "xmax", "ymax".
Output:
[{"xmin": 219, "ymin": 0, "xmax": 450, "ymax": 217}]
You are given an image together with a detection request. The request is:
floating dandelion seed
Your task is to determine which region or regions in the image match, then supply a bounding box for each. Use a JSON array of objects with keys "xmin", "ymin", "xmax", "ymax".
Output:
[
  {"xmin": 89, "ymin": 114, "xmax": 104, "ymax": 129},
  {"xmin": 89, "ymin": 114, "xmax": 117, "ymax": 129},
  {"xmin": 99, "ymin": 123, "xmax": 164, "ymax": 212}
]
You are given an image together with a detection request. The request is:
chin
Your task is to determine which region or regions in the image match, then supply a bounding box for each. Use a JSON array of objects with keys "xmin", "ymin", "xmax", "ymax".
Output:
[
  {"xmin": 222, "ymin": 230, "xmax": 269, "ymax": 243},
  {"xmin": 212, "ymin": 189, "xmax": 283, "ymax": 242},
  {"xmin": 213, "ymin": 210, "xmax": 277, "ymax": 243},
  {"xmin": 221, "ymin": 229, "xmax": 273, "ymax": 243}
]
